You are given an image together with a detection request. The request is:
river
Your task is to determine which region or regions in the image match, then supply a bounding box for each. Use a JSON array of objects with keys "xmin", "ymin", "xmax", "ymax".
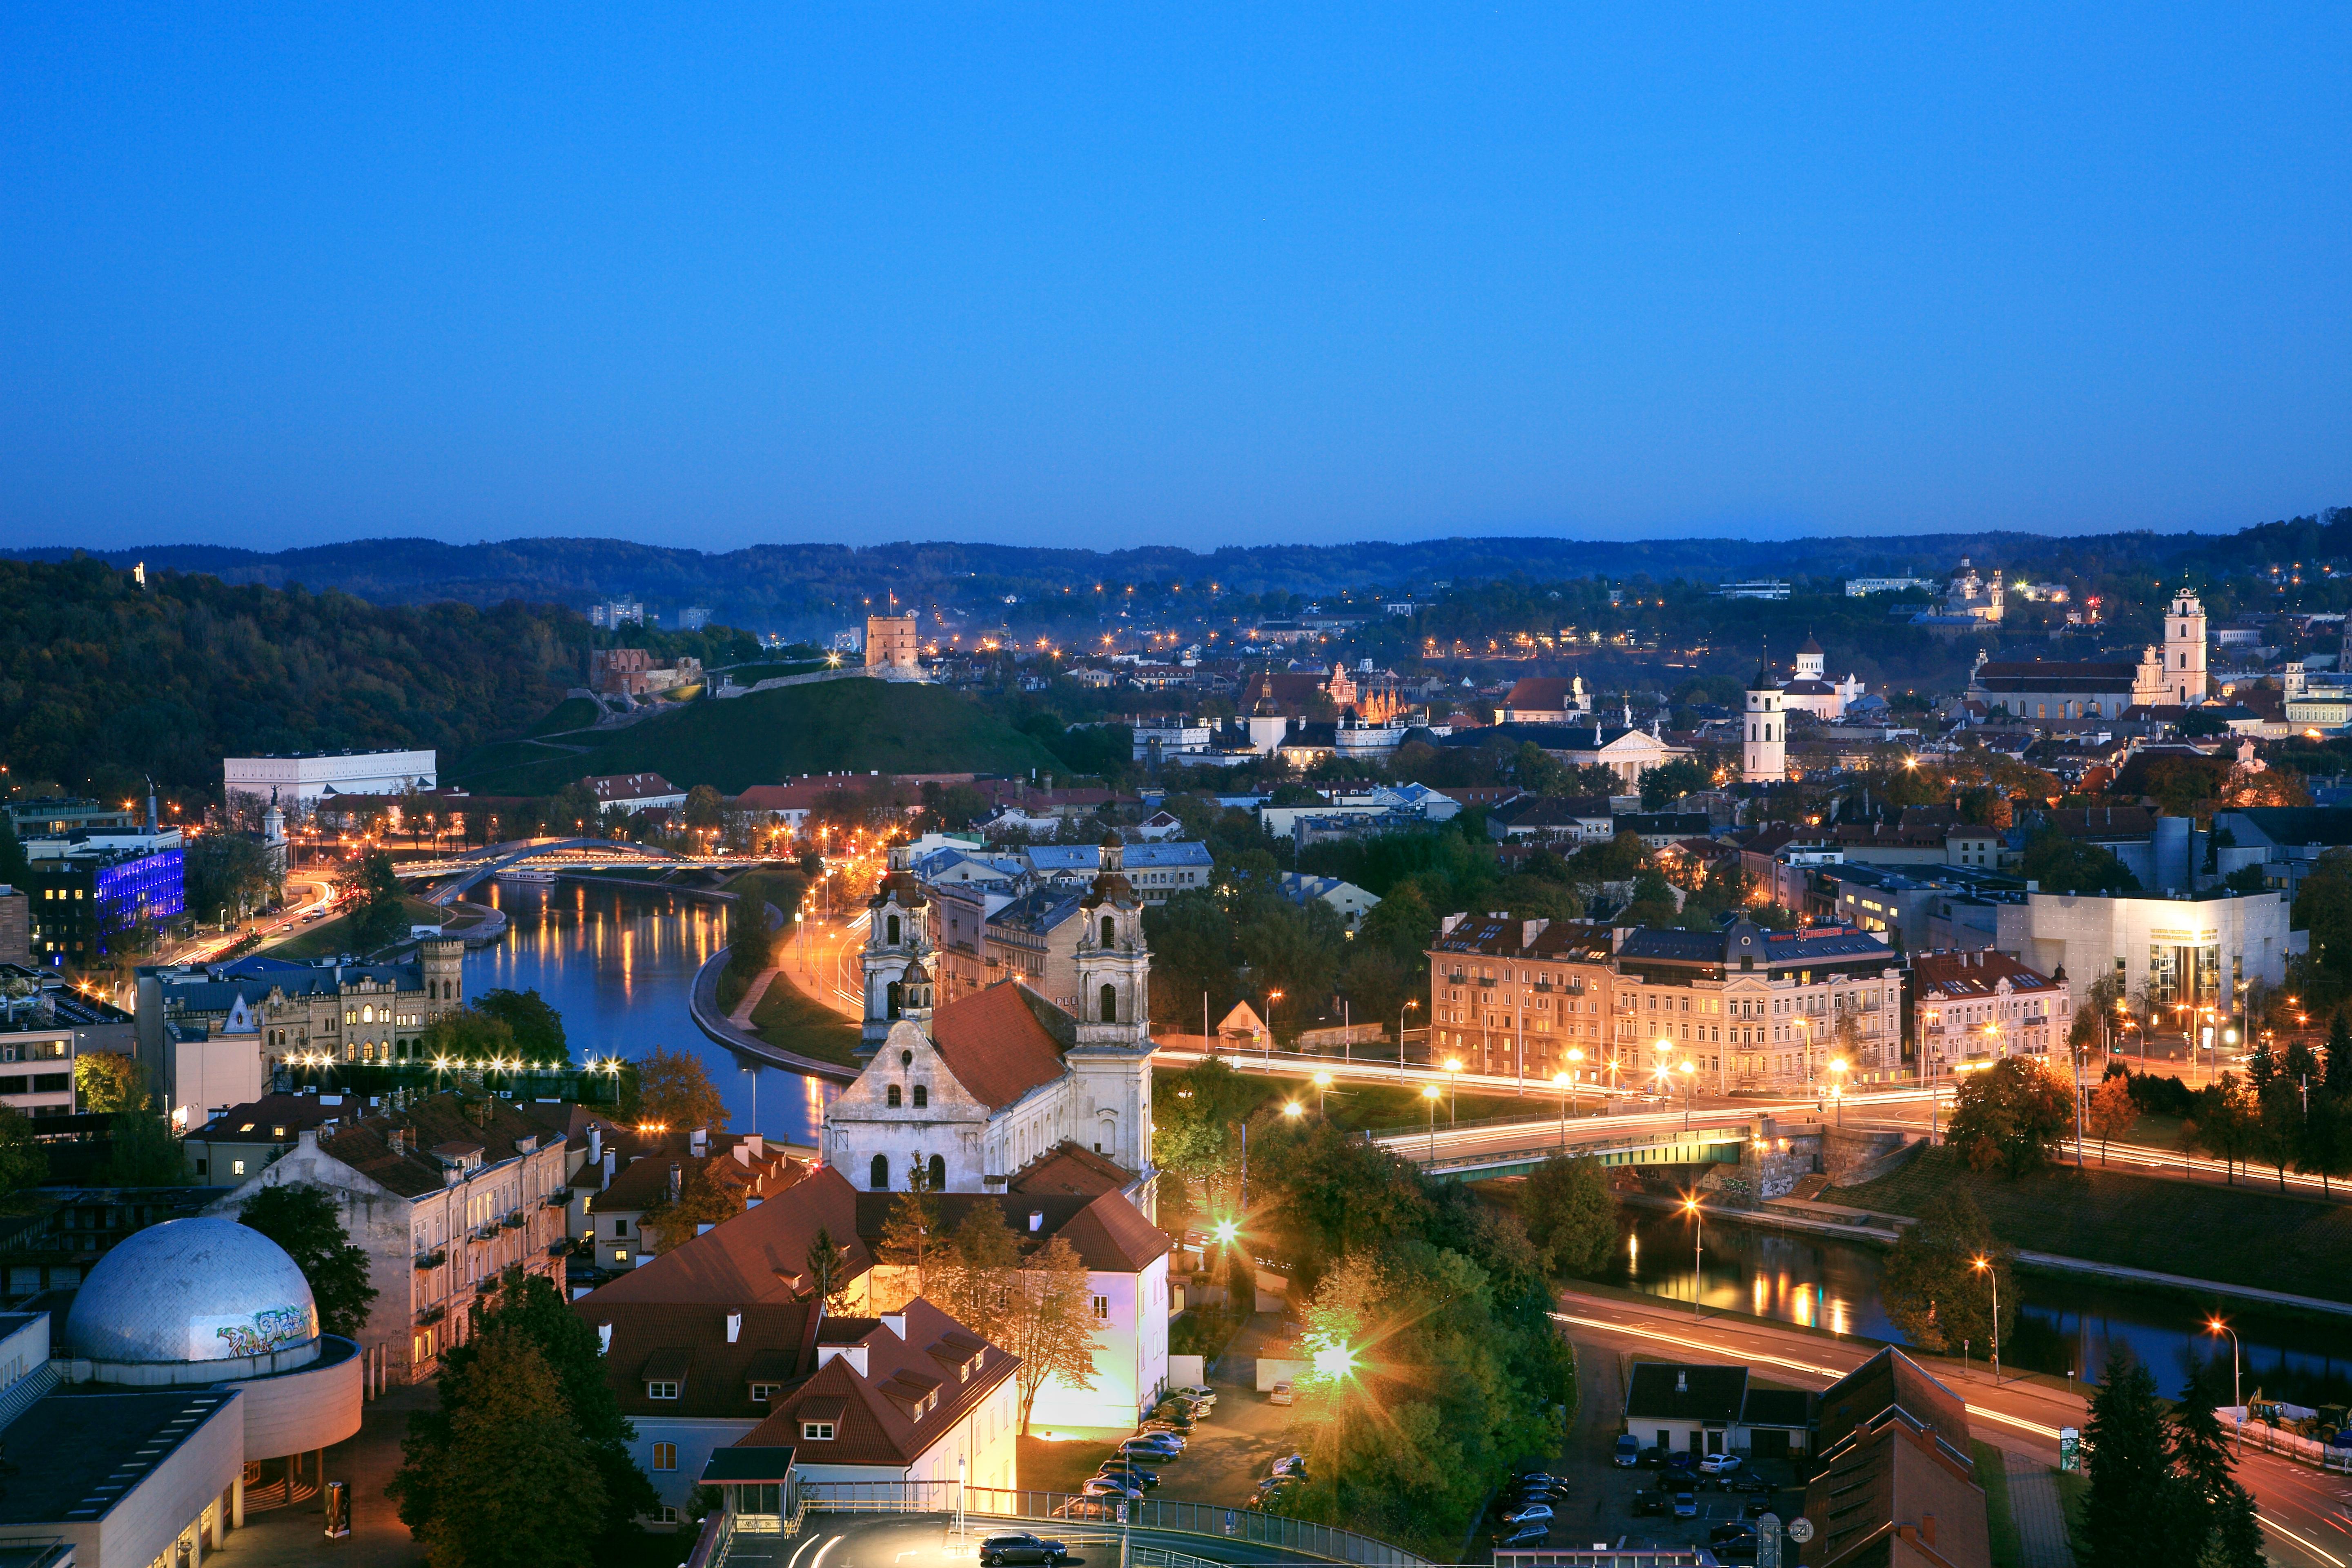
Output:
[
  {"xmin": 463, "ymin": 880, "xmax": 831, "ymax": 1148},
  {"xmin": 1612, "ymin": 1208, "xmax": 2352, "ymax": 1406}
]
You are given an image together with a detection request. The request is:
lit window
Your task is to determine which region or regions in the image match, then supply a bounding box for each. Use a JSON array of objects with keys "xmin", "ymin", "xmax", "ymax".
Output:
[
  {"xmin": 651, "ymin": 1442, "xmax": 677, "ymax": 1471},
  {"xmin": 232, "ymin": 1160, "xmax": 247, "ymax": 1176},
  {"xmin": 647, "ymin": 1381, "xmax": 678, "ymax": 1400},
  {"xmin": 614, "ymin": 1248, "xmax": 630, "ymax": 1263}
]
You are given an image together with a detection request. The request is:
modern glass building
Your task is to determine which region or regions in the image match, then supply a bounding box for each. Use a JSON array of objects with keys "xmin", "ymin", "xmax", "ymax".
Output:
[{"xmin": 28, "ymin": 844, "xmax": 185, "ymax": 965}]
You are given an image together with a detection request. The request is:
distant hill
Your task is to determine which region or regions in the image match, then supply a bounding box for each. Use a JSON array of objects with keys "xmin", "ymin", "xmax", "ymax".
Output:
[
  {"xmin": 14, "ymin": 510, "xmax": 2345, "ymax": 639},
  {"xmin": 447, "ymin": 678, "xmax": 1065, "ymax": 795}
]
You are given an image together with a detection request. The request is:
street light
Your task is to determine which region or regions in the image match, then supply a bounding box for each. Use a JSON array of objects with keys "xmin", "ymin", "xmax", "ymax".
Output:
[
  {"xmin": 2207, "ymin": 1316, "xmax": 2243, "ymax": 1452},
  {"xmin": 1682, "ymin": 1194, "xmax": 1704, "ymax": 1319},
  {"xmin": 1312, "ymin": 1070, "xmax": 1333, "ymax": 1116},
  {"xmin": 1972, "ymin": 1255, "xmax": 2001, "ymax": 1382},
  {"xmin": 1401, "ymin": 998, "xmax": 1420, "ymax": 1064},
  {"xmin": 1422, "ymin": 1082, "xmax": 1441, "ymax": 1158},
  {"xmin": 1281, "ymin": 1100, "xmax": 1303, "ymax": 1121},
  {"xmin": 1265, "ymin": 989, "xmax": 1285, "ymax": 1056},
  {"xmin": 1679, "ymin": 1058, "xmax": 1697, "ymax": 1129}
]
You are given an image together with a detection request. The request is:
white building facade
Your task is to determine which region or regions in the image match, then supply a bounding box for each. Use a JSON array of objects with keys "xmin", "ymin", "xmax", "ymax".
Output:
[{"xmin": 223, "ymin": 749, "xmax": 438, "ymax": 811}]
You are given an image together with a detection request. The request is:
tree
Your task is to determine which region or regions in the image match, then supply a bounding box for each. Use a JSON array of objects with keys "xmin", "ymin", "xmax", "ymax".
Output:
[
  {"xmin": 641, "ymin": 1160, "xmax": 742, "ymax": 1256},
  {"xmin": 805, "ymin": 1226, "xmax": 854, "ymax": 1314},
  {"xmin": 1002, "ymin": 1233, "xmax": 1098, "ymax": 1434},
  {"xmin": 410, "ymin": 1324, "xmax": 609, "ymax": 1568},
  {"xmin": 2170, "ymin": 1367, "xmax": 2265, "ymax": 1568},
  {"xmin": 1637, "ymin": 758, "xmax": 1710, "ymax": 811},
  {"xmin": 390, "ymin": 1273, "xmax": 655, "ymax": 1558},
  {"xmin": 2301, "ymin": 1089, "xmax": 2352, "ymax": 1196},
  {"xmin": 74, "ymin": 1051, "xmax": 146, "ymax": 1113},
  {"xmin": 936, "ymin": 1203, "xmax": 1020, "ymax": 1345},
  {"xmin": 2252, "ymin": 1079, "xmax": 2305, "ymax": 1192},
  {"xmin": 2020, "ymin": 830, "xmax": 2140, "ymax": 895},
  {"xmin": 2085, "ymin": 1072, "xmax": 2137, "ymax": 1164},
  {"xmin": 2076, "ymin": 1351, "xmax": 2178, "ymax": 1568},
  {"xmin": 1152, "ymin": 1057, "xmax": 1255, "ymax": 1212},
  {"xmin": 727, "ymin": 890, "xmax": 776, "ymax": 982},
  {"xmin": 420, "ymin": 1008, "xmax": 515, "ymax": 1064},
  {"xmin": 471, "ymin": 989, "xmax": 568, "ymax": 1063},
  {"xmin": 238, "ymin": 1182, "xmax": 381, "ymax": 1338},
  {"xmin": 1518, "ymin": 1154, "xmax": 1617, "ymax": 1277},
  {"xmin": 875, "ymin": 1160, "xmax": 943, "ymax": 1305},
  {"xmin": 106, "ymin": 1107, "xmax": 186, "ymax": 1185},
  {"xmin": 1878, "ymin": 1192, "xmax": 2013, "ymax": 1355},
  {"xmin": 682, "ymin": 784, "xmax": 728, "ymax": 831},
  {"xmin": 628, "ymin": 1045, "xmax": 728, "ymax": 1133},
  {"xmin": 2188, "ymin": 1074, "xmax": 2258, "ymax": 1183},
  {"xmin": 1946, "ymin": 1058, "xmax": 2074, "ymax": 1178},
  {"xmin": 336, "ymin": 849, "xmax": 410, "ymax": 951},
  {"xmin": 0, "ymin": 1105, "xmax": 47, "ymax": 1192}
]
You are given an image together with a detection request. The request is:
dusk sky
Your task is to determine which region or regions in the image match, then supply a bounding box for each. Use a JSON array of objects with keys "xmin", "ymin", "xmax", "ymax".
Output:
[{"xmin": 3, "ymin": 5, "xmax": 2348, "ymax": 552}]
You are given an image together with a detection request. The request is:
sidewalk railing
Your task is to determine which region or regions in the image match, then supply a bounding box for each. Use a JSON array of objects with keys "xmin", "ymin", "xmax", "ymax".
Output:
[
  {"xmin": 2226, "ymin": 1416, "xmax": 2352, "ymax": 1474},
  {"xmin": 789, "ymin": 1482, "xmax": 1433, "ymax": 1568}
]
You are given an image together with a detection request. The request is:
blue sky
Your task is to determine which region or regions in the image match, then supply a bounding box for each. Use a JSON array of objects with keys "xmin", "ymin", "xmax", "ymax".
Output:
[{"xmin": 2, "ymin": 4, "xmax": 2348, "ymax": 552}]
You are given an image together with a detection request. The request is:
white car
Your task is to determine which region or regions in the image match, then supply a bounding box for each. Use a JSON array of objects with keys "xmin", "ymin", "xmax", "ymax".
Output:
[
  {"xmin": 1503, "ymin": 1505, "xmax": 1553, "ymax": 1526},
  {"xmin": 1698, "ymin": 1454, "xmax": 1742, "ymax": 1476},
  {"xmin": 1174, "ymin": 1384, "xmax": 1215, "ymax": 1401},
  {"xmin": 1268, "ymin": 1381, "xmax": 1294, "ymax": 1406}
]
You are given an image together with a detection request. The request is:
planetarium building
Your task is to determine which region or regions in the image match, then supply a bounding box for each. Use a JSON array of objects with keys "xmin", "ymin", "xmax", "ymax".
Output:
[{"xmin": 0, "ymin": 1217, "xmax": 362, "ymax": 1566}]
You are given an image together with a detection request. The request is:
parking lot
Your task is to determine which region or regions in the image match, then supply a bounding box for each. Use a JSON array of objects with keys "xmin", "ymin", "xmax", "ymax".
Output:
[{"xmin": 1018, "ymin": 1335, "xmax": 1306, "ymax": 1511}]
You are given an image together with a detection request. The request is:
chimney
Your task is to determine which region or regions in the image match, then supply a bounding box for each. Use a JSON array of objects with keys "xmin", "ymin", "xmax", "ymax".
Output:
[
  {"xmin": 690, "ymin": 1127, "xmax": 708, "ymax": 1158},
  {"xmin": 1675, "ymin": 1370, "xmax": 1688, "ymax": 1394},
  {"xmin": 667, "ymin": 1162, "xmax": 682, "ymax": 1204},
  {"xmin": 597, "ymin": 1323, "xmax": 612, "ymax": 1354},
  {"xmin": 588, "ymin": 1126, "xmax": 602, "ymax": 1164},
  {"xmin": 601, "ymin": 1149, "xmax": 616, "ymax": 1189},
  {"xmin": 1028, "ymin": 1209, "xmax": 1045, "ymax": 1233},
  {"xmin": 727, "ymin": 1312, "xmax": 742, "ymax": 1343}
]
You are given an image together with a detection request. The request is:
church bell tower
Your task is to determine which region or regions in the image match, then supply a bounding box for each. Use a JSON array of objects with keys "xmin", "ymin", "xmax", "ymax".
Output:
[
  {"xmin": 860, "ymin": 873, "xmax": 931, "ymax": 1056},
  {"xmin": 1067, "ymin": 835, "xmax": 1156, "ymax": 1189},
  {"xmin": 2165, "ymin": 585, "xmax": 2208, "ymax": 706},
  {"xmin": 1743, "ymin": 655, "xmax": 1786, "ymax": 786}
]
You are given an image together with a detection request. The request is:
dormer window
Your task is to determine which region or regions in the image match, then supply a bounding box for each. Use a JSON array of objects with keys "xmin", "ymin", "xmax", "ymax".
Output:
[
  {"xmin": 802, "ymin": 1421, "xmax": 835, "ymax": 1441},
  {"xmin": 647, "ymin": 1381, "xmax": 679, "ymax": 1400},
  {"xmin": 751, "ymin": 1383, "xmax": 779, "ymax": 1403}
]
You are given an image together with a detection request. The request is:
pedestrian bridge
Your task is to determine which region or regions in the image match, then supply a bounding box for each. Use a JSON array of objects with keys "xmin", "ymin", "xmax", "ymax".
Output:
[
  {"xmin": 1376, "ymin": 1109, "xmax": 1767, "ymax": 1181},
  {"xmin": 390, "ymin": 838, "xmax": 800, "ymax": 903}
]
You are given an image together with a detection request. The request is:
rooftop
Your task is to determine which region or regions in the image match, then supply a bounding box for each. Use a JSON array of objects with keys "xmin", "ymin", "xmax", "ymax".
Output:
[{"xmin": 0, "ymin": 1387, "xmax": 241, "ymax": 1527}]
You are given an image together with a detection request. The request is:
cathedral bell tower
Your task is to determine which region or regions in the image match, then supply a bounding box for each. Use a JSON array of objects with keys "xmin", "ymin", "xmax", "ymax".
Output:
[
  {"xmin": 2165, "ymin": 584, "xmax": 2208, "ymax": 706},
  {"xmin": 860, "ymin": 873, "xmax": 932, "ymax": 1056},
  {"xmin": 1068, "ymin": 834, "xmax": 1156, "ymax": 1189},
  {"xmin": 1742, "ymin": 654, "xmax": 1786, "ymax": 786}
]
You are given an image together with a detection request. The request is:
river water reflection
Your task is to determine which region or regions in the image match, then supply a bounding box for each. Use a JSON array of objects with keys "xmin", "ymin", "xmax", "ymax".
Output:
[
  {"xmin": 1613, "ymin": 1208, "xmax": 2352, "ymax": 1405},
  {"xmin": 464, "ymin": 881, "xmax": 830, "ymax": 1148}
]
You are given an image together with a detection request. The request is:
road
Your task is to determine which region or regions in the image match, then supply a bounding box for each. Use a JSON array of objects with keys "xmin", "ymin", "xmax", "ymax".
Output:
[
  {"xmin": 784, "ymin": 911, "xmax": 869, "ymax": 1022},
  {"xmin": 743, "ymin": 1510, "xmax": 1330, "ymax": 1568},
  {"xmin": 1556, "ymin": 1287, "xmax": 2352, "ymax": 1568},
  {"xmin": 166, "ymin": 871, "xmax": 339, "ymax": 965}
]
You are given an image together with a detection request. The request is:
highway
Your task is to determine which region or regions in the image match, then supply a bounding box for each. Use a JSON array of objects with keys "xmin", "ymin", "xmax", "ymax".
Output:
[
  {"xmin": 1555, "ymin": 1288, "xmax": 2352, "ymax": 1568},
  {"xmin": 729, "ymin": 1509, "xmax": 1331, "ymax": 1568}
]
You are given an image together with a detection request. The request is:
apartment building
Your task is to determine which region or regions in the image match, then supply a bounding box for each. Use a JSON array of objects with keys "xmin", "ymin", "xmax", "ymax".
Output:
[
  {"xmin": 1613, "ymin": 921, "xmax": 1903, "ymax": 1094},
  {"xmin": 1425, "ymin": 916, "xmax": 1622, "ymax": 1083},
  {"xmin": 1910, "ymin": 950, "xmax": 2070, "ymax": 1081}
]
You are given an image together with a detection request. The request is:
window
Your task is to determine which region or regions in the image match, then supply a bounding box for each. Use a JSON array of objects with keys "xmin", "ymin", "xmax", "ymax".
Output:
[
  {"xmin": 912, "ymin": 1085, "xmax": 927, "ymax": 1109},
  {"xmin": 232, "ymin": 1159, "xmax": 247, "ymax": 1176},
  {"xmin": 1093, "ymin": 1295, "xmax": 1109, "ymax": 1320},
  {"xmin": 1100, "ymin": 983, "xmax": 1117, "ymax": 1023},
  {"xmin": 647, "ymin": 1381, "xmax": 678, "ymax": 1400},
  {"xmin": 802, "ymin": 1421, "xmax": 835, "ymax": 1441},
  {"xmin": 751, "ymin": 1383, "xmax": 779, "ymax": 1403},
  {"xmin": 870, "ymin": 1154, "xmax": 890, "ymax": 1190},
  {"xmin": 652, "ymin": 1442, "xmax": 677, "ymax": 1471},
  {"xmin": 614, "ymin": 1248, "xmax": 631, "ymax": 1263},
  {"xmin": 613, "ymin": 1218, "xmax": 629, "ymax": 1235},
  {"xmin": 887, "ymin": 1085, "xmax": 902, "ymax": 1108},
  {"xmin": 928, "ymin": 1154, "xmax": 946, "ymax": 1188}
]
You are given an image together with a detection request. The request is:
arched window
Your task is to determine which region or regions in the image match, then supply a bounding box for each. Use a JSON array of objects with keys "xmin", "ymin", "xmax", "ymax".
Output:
[
  {"xmin": 886, "ymin": 1085, "xmax": 902, "ymax": 1108},
  {"xmin": 1100, "ymin": 984, "xmax": 1118, "ymax": 1024},
  {"xmin": 886, "ymin": 982, "xmax": 903, "ymax": 1021},
  {"xmin": 1100, "ymin": 916, "xmax": 1115, "ymax": 948},
  {"xmin": 887, "ymin": 914, "xmax": 902, "ymax": 945},
  {"xmin": 361, "ymin": 1005, "xmax": 374, "ymax": 1025},
  {"xmin": 927, "ymin": 1154, "xmax": 946, "ymax": 1189},
  {"xmin": 869, "ymin": 1155, "xmax": 889, "ymax": 1190},
  {"xmin": 912, "ymin": 1085, "xmax": 928, "ymax": 1109}
]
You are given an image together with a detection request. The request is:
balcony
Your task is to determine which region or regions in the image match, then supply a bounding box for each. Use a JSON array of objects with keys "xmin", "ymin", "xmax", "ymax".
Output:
[
  {"xmin": 414, "ymin": 1249, "xmax": 446, "ymax": 1271},
  {"xmin": 502, "ymin": 1210, "xmax": 528, "ymax": 1230}
]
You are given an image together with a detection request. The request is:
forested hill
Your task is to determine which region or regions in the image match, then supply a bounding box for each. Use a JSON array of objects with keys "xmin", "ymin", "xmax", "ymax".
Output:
[
  {"xmin": 14, "ymin": 508, "xmax": 2346, "ymax": 636},
  {"xmin": 0, "ymin": 555, "xmax": 597, "ymax": 801}
]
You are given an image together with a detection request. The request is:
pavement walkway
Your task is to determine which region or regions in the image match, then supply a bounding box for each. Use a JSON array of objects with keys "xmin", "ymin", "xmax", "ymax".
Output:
[
  {"xmin": 2004, "ymin": 1450, "xmax": 2077, "ymax": 1568},
  {"xmin": 207, "ymin": 1382, "xmax": 431, "ymax": 1568},
  {"xmin": 728, "ymin": 965, "xmax": 782, "ymax": 1027}
]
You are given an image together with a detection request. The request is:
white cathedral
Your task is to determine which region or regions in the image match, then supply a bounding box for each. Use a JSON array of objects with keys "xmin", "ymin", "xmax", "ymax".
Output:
[{"xmin": 820, "ymin": 837, "xmax": 1160, "ymax": 1220}]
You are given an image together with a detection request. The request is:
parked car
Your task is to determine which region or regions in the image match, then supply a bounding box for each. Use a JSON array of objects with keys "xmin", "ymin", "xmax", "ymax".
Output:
[
  {"xmin": 1671, "ymin": 1491, "xmax": 1698, "ymax": 1519},
  {"xmin": 1494, "ymin": 1523, "xmax": 1550, "ymax": 1548},
  {"xmin": 1119, "ymin": 1437, "xmax": 1181, "ymax": 1459},
  {"xmin": 1699, "ymin": 1453, "xmax": 1742, "ymax": 1476},
  {"xmin": 1711, "ymin": 1524, "xmax": 1760, "ymax": 1546},
  {"xmin": 1729, "ymin": 1479, "xmax": 1773, "ymax": 1495},
  {"xmin": 979, "ymin": 1534, "xmax": 1069, "ymax": 1567},
  {"xmin": 1053, "ymin": 1499, "xmax": 1124, "ymax": 1522},
  {"xmin": 1081, "ymin": 1479, "xmax": 1143, "ymax": 1501},
  {"xmin": 1270, "ymin": 1454, "xmax": 1308, "ymax": 1479},
  {"xmin": 1664, "ymin": 1451, "xmax": 1697, "ymax": 1472},
  {"xmin": 1744, "ymin": 1499, "xmax": 1778, "ymax": 1519},
  {"xmin": 1614, "ymin": 1435, "xmax": 1642, "ymax": 1467},
  {"xmin": 1268, "ymin": 1381, "xmax": 1294, "ymax": 1405},
  {"xmin": 1174, "ymin": 1384, "xmax": 1215, "ymax": 1401},
  {"xmin": 1502, "ymin": 1505, "xmax": 1553, "ymax": 1527},
  {"xmin": 1096, "ymin": 1465, "xmax": 1160, "ymax": 1490},
  {"xmin": 1632, "ymin": 1494, "xmax": 1667, "ymax": 1519},
  {"xmin": 1638, "ymin": 1447, "xmax": 1668, "ymax": 1469}
]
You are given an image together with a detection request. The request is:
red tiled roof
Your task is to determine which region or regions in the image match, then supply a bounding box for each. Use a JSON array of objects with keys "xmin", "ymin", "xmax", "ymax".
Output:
[
  {"xmin": 1503, "ymin": 677, "xmax": 1579, "ymax": 710},
  {"xmin": 592, "ymin": 1301, "xmax": 817, "ymax": 1421},
  {"xmin": 849, "ymin": 1191, "xmax": 1169, "ymax": 1274},
  {"xmin": 580, "ymin": 1165, "xmax": 871, "ymax": 1306},
  {"xmin": 1910, "ymin": 950, "xmax": 2062, "ymax": 1001},
  {"xmin": 735, "ymin": 1298, "xmax": 1018, "ymax": 1469},
  {"xmin": 1057, "ymin": 1190, "xmax": 1174, "ymax": 1272},
  {"xmin": 1008, "ymin": 1140, "xmax": 1132, "ymax": 1198},
  {"xmin": 930, "ymin": 982, "xmax": 1071, "ymax": 1111}
]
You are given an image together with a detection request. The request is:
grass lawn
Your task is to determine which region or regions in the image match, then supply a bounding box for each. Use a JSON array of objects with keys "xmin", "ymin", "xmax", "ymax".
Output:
[
  {"xmin": 2053, "ymin": 1468, "xmax": 2087, "ymax": 1546},
  {"xmin": 1018, "ymin": 1434, "xmax": 1118, "ymax": 1495},
  {"xmin": 1973, "ymin": 1441, "xmax": 2020, "ymax": 1568},
  {"xmin": 1154, "ymin": 1066, "xmax": 1558, "ymax": 1138},
  {"xmin": 1828, "ymin": 1147, "xmax": 2352, "ymax": 1302},
  {"xmin": 749, "ymin": 969, "xmax": 862, "ymax": 1069},
  {"xmin": 266, "ymin": 895, "xmax": 446, "ymax": 960}
]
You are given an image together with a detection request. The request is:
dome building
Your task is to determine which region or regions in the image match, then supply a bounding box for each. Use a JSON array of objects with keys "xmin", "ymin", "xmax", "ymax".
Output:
[{"xmin": 60, "ymin": 1216, "xmax": 363, "ymax": 1522}]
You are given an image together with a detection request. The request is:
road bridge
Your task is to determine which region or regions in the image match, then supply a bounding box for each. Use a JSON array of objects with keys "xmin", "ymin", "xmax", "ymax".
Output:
[{"xmin": 390, "ymin": 837, "xmax": 803, "ymax": 902}]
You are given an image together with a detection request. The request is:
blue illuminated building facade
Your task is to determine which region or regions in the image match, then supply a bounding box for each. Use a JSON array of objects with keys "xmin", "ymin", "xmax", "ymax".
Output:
[{"xmin": 28, "ymin": 845, "xmax": 185, "ymax": 967}]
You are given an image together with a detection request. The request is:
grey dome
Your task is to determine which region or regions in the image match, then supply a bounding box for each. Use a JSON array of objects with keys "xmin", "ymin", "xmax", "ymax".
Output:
[{"xmin": 68, "ymin": 1217, "xmax": 318, "ymax": 1366}]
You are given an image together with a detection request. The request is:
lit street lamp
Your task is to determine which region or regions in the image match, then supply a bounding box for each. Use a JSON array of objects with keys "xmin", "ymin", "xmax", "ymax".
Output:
[
  {"xmin": 1682, "ymin": 1194, "xmax": 1704, "ymax": 1319},
  {"xmin": 1444, "ymin": 1057, "xmax": 1462, "ymax": 1123},
  {"xmin": 1829, "ymin": 1058, "xmax": 1849, "ymax": 1126},
  {"xmin": 1312, "ymin": 1070, "xmax": 1334, "ymax": 1116},
  {"xmin": 1552, "ymin": 1070, "xmax": 1573, "ymax": 1147},
  {"xmin": 1972, "ymin": 1255, "xmax": 2001, "ymax": 1382},
  {"xmin": 2207, "ymin": 1316, "xmax": 2242, "ymax": 1452}
]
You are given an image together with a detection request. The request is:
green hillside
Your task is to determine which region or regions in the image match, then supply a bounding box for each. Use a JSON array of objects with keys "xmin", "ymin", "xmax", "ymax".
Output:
[{"xmin": 448, "ymin": 678, "xmax": 1066, "ymax": 793}]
